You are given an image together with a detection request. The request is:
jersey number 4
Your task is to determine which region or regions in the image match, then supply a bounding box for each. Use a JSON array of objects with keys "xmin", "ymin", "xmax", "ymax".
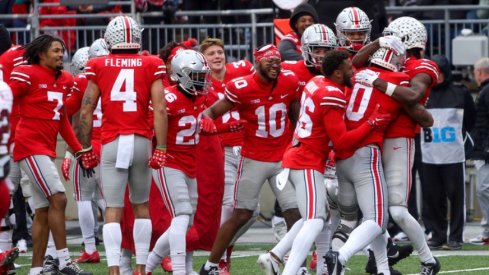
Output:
[{"xmin": 111, "ymin": 69, "xmax": 137, "ymax": 112}]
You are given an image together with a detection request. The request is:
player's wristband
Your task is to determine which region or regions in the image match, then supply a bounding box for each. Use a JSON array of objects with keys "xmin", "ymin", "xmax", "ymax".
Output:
[
  {"xmin": 386, "ymin": 83, "xmax": 397, "ymax": 97},
  {"xmin": 156, "ymin": 145, "xmax": 167, "ymax": 151}
]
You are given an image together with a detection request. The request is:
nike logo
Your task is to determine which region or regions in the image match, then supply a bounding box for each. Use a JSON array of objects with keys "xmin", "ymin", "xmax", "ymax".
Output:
[
  {"xmin": 393, "ymin": 146, "xmax": 402, "ymax": 150},
  {"xmin": 280, "ymin": 94, "xmax": 288, "ymax": 99},
  {"xmin": 388, "ymin": 251, "xmax": 399, "ymax": 258}
]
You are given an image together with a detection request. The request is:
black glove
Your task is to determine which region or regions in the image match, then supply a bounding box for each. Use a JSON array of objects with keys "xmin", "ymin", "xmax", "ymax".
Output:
[{"xmin": 77, "ymin": 158, "xmax": 95, "ymax": 178}]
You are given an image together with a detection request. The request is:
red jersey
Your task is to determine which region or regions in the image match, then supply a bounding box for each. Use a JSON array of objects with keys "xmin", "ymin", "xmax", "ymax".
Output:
[
  {"xmin": 164, "ymin": 85, "xmax": 206, "ymax": 178},
  {"xmin": 9, "ymin": 65, "xmax": 78, "ymax": 161},
  {"xmin": 281, "ymin": 60, "xmax": 318, "ymax": 97},
  {"xmin": 385, "ymin": 57, "xmax": 439, "ymax": 138},
  {"xmin": 85, "ymin": 53, "xmax": 166, "ymax": 144},
  {"xmin": 207, "ymin": 60, "xmax": 254, "ymax": 147},
  {"xmin": 0, "ymin": 45, "xmax": 25, "ymax": 148},
  {"xmin": 336, "ymin": 67, "xmax": 410, "ymax": 159},
  {"xmin": 225, "ymin": 71, "xmax": 300, "ymax": 162},
  {"xmin": 282, "ymin": 76, "xmax": 344, "ymax": 172}
]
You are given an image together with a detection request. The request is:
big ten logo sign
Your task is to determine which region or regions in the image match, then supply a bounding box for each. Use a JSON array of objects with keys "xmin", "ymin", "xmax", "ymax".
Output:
[{"xmin": 423, "ymin": 127, "xmax": 456, "ymax": 143}]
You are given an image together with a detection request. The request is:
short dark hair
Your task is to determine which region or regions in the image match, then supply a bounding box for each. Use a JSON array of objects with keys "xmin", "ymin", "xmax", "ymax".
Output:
[
  {"xmin": 23, "ymin": 34, "xmax": 65, "ymax": 65},
  {"xmin": 321, "ymin": 50, "xmax": 350, "ymax": 76},
  {"xmin": 159, "ymin": 41, "xmax": 181, "ymax": 62}
]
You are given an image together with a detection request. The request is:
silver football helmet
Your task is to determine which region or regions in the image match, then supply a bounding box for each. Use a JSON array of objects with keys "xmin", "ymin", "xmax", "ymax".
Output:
[
  {"xmin": 335, "ymin": 7, "xmax": 372, "ymax": 52},
  {"xmin": 301, "ymin": 24, "xmax": 337, "ymax": 68},
  {"xmin": 383, "ymin": 16, "xmax": 427, "ymax": 50},
  {"xmin": 70, "ymin": 47, "xmax": 90, "ymax": 76},
  {"xmin": 171, "ymin": 49, "xmax": 211, "ymax": 96},
  {"xmin": 104, "ymin": 16, "xmax": 142, "ymax": 50},
  {"xmin": 370, "ymin": 47, "xmax": 406, "ymax": 72},
  {"xmin": 88, "ymin": 38, "xmax": 109, "ymax": 59}
]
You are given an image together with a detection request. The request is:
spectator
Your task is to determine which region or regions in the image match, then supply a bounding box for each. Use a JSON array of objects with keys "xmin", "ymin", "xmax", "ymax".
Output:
[
  {"xmin": 469, "ymin": 57, "xmax": 489, "ymax": 245},
  {"xmin": 420, "ymin": 54, "xmax": 476, "ymax": 250},
  {"xmin": 277, "ymin": 3, "xmax": 318, "ymax": 61}
]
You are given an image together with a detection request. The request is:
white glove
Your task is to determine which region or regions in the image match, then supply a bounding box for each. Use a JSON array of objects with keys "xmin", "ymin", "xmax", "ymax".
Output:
[
  {"xmin": 355, "ymin": 69, "xmax": 380, "ymax": 87},
  {"xmin": 379, "ymin": 35, "xmax": 405, "ymax": 55}
]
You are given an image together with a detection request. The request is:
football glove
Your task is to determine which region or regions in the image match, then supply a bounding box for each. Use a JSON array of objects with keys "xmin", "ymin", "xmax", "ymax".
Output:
[
  {"xmin": 379, "ymin": 35, "xmax": 405, "ymax": 55},
  {"xmin": 367, "ymin": 105, "xmax": 393, "ymax": 130},
  {"xmin": 62, "ymin": 151, "xmax": 73, "ymax": 181},
  {"xmin": 148, "ymin": 148, "xmax": 167, "ymax": 169},
  {"xmin": 355, "ymin": 69, "xmax": 380, "ymax": 87},
  {"xmin": 200, "ymin": 116, "xmax": 217, "ymax": 133}
]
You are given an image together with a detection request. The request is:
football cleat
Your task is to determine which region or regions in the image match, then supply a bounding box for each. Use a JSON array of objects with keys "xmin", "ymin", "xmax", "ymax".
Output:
[
  {"xmin": 161, "ymin": 256, "xmax": 172, "ymax": 272},
  {"xmin": 42, "ymin": 255, "xmax": 59, "ymax": 275},
  {"xmin": 0, "ymin": 247, "xmax": 19, "ymax": 274},
  {"xmin": 257, "ymin": 253, "xmax": 281, "ymax": 275},
  {"xmin": 58, "ymin": 261, "xmax": 92, "ymax": 275},
  {"xmin": 324, "ymin": 250, "xmax": 344, "ymax": 275},
  {"xmin": 309, "ymin": 251, "xmax": 317, "ymax": 270},
  {"xmin": 74, "ymin": 250, "xmax": 100, "ymax": 263},
  {"xmin": 199, "ymin": 264, "xmax": 219, "ymax": 275},
  {"xmin": 420, "ymin": 257, "xmax": 441, "ymax": 275},
  {"xmin": 218, "ymin": 259, "xmax": 230, "ymax": 275}
]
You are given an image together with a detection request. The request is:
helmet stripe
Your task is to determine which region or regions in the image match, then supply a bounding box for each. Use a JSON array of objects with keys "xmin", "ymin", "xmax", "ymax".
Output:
[
  {"xmin": 384, "ymin": 49, "xmax": 393, "ymax": 63},
  {"xmin": 320, "ymin": 25, "xmax": 327, "ymax": 43},
  {"xmin": 351, "ymin": 7, "xmax": 360, "ymax": 25},
  {"xmin": 122, "ymin": 16, "xmax": 132, "ymax": 44}
]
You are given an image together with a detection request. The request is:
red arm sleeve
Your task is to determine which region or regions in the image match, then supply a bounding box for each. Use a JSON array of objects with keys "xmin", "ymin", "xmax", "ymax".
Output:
[
  {"xmin": 324, "ymin": 108, "xmax": 373, "ymax": 151},
  {"xmin": 59, "ymin": 109, "xmax": 82, "ymax": 152}
]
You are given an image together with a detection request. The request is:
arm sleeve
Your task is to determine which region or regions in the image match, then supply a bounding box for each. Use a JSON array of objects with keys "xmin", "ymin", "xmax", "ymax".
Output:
[
  {"xmin": 278, "ymin": 40, "xmax": 303, "ymax": 61},
  {"xmin": 59, "ymin": 110, "xmax": 82, "ymax": 152},
  {"xmin": 324, "ymin": 108, "xmax": 373, "ymax": 151}
]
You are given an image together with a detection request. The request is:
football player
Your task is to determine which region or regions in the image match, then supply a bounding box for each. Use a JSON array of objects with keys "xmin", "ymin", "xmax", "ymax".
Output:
[
  {"xmin": 353, "ymin": 16, "xmax": 441, "ymax": 274},
  {"xmin": 78, "ymin": 15, "xmax": 168, "ymax": 275},
  {"xmin": 9, "ymin": 34, "xmax": 93, "ymax": 275},
  {"xmin": 199, "ymin": 44, "xmax": 301, "ymax": 275},
  {"xmin": 145, "ymin": 49, "xmax": 210, "ymax": 275}
]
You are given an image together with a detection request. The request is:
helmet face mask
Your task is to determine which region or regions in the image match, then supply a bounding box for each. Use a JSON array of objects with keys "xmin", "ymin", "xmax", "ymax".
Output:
[
  {"xmin": 104, "ymin": 16, "xmax": 142, "ymax": 51},
  {"xmin": 171, "ymin": 49, "xmax": 211, "ymax": 96},
  {"xmin": 88, "ymin": 38, "xmax": 110, "ymax": 59},
  {"xmin": 70, "ymin": 47, "xmax": 90, "ymax": 76},
  {"xmin": 335, "ymin": 7, "xmax": 371, "ymax": 52},
  {"xmin": 301, "ymin": 24, "xmax": 337, "ymax": 69},
  {"xmin": 383, "ymin": 16, "xmax": 427, "ymax": 50},
  {"xmin": 370, "ymin": 47, "xmax": 406, "ymax": 72}
]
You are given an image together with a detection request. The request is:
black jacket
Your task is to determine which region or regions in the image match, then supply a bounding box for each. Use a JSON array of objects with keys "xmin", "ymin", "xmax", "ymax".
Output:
[{"xmin": 471, "ymin": 78, "xmax": 489, "ymax": 161}]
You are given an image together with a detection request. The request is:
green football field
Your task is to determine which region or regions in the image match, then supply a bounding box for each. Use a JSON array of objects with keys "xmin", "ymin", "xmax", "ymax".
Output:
[{"xmin": 12, "ymin": 243, "xmax": 489, "ymax": 274}]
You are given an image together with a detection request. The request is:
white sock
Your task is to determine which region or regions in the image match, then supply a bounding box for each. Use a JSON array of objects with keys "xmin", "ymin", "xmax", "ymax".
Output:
[
  {"xmin": 103, "ymin": 222, "xmax": 122, "ymax": 267},
  {"xmin": 204, "ymin": 260, "xmax": 218, "ymax": 270},
  {"xmin": 29, "ymin": 267, "xmax": 43, "ymax": 275},
  {"xmin": 146, "ymin": 250, "xmax": 163, "ymax": 273},
  {"xmin": 271, "ymin": 219, "xmax": 304, "ymax": 260},
  {"xmin": 315, "ymin": 221, "xmax": 331, "ymax": 275},
  {"xmin": 77, "ymin": 201, "xmax": 96, "ymax": 254},
  {"xmin": 221, "ymin": 205, "xmax": 233, "ymax": 226},
  {"xmin": 371, "ymin": 232, "xmax": 389, "ymax": 274},
  {"xmin": 45, "ymin": 232, "xmax": 56, "ymax": 258},
  {"xmin": 186, "ymin": 251, "xmax": 194, "ymax": 274},
  {"xmin": 57, "ymin": 248, "xmax": 71, "ymax": 269},
  {"xmin": 120, "ymin": 249, "xmax": 133, "ymax": 274},
  {"xmin": 133, "ymin": 219, "xmax": 152, "ymax": 265},
  {"xmin": 283, "ymin": 219, "xmax": 323, "ymax": 275},
  {"xmin": 169, "ymin": 215, "xmax": 189, "ymax": 274},
  {"xmin": 338, "ymin": 220, "xmax": 382, "ymax": 265},
  {"xmin": 0, "ymin": 229, "xmax": 12, "ymax": 251},
  {"xmin": 390, "ymin": 205, "xmax": 435, "ymax": 264}
]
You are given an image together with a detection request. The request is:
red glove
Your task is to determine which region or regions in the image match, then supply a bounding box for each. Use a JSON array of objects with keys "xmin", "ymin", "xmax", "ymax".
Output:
[
  {"xmin": 80, "ymin": 150, "xmax": 99, "ymax": 169},
  {"xmin": 62, "ymin": 152, "xmax": 73, "ymax": 181},
  {"xmin": 148, "ymin": 148, "xmax": 167, "ymax": 169},
  {"xmin": 228, "ymin": 120, "xmax": 246, "ymax": 132},
  {"xmin": 200, "ymin": 116, "xmax": 217, "ymax": 133},
  {"xmin": 367, "ymin": 105, "xmax": 393, "ymax": 130}
]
